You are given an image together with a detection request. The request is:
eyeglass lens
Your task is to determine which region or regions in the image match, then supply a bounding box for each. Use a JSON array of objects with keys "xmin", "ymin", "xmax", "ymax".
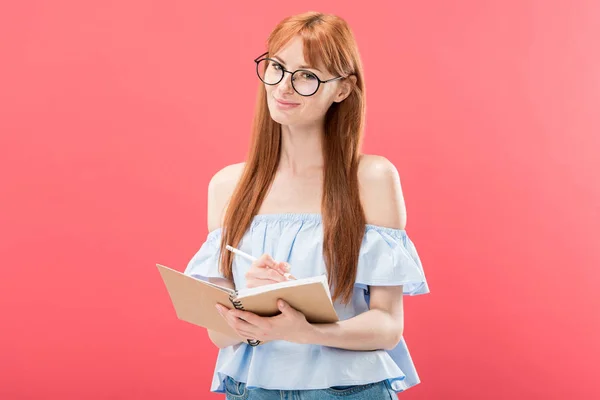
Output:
[{"xmin": 257, "ymin": 59, "xmax": 319, "ymax": 96}]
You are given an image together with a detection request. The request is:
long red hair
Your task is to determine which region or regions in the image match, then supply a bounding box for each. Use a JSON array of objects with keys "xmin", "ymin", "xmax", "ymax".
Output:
[{"xmin": 219, "ymin": 11, "xmax": 366, "ymax": 304}]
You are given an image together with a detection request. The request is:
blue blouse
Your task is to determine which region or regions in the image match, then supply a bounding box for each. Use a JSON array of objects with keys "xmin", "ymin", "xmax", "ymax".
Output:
[{"xmin": 184, "ymin": 213, "xmax": 429, "ymax": 393}]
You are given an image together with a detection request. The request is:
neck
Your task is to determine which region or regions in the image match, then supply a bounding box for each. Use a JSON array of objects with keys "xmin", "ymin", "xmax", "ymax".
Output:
[{"xmin": 279, "ymin": 123, "xmax": 325, "ymax": 175}]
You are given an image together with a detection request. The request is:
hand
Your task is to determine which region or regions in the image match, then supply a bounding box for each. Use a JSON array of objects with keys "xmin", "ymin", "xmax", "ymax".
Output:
[
  {"xmin": 215, "ymin": 300, "xmax": 312, "ymax": 344},
  {"xmin": 245, "ymin": 253, "xmax": 295, "ymax": 288}
]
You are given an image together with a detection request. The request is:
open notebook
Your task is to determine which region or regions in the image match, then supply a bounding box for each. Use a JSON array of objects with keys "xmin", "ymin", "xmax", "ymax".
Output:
[{"xmin": 156, "ymin": 264, "xmax": 339, "ymax": 344}]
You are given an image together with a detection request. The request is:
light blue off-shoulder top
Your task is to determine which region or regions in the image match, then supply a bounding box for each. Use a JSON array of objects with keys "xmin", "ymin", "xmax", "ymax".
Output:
[{"xmin": 184, "ymin": 213, "xmax": 429, "ymax": 393}]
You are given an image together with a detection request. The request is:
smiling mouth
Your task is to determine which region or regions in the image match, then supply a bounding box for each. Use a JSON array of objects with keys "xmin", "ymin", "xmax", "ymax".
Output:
[{"xmin": 275, "ymin": 98, "xmax": 300, "ymax": 106}]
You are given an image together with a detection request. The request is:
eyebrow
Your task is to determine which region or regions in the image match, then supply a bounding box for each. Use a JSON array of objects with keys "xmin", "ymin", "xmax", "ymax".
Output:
[{"xmin": 272, "ymin": 56, "xmax": 322, "ymax": 73}]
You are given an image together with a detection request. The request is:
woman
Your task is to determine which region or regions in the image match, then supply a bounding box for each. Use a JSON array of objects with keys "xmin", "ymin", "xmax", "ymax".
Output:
[{"xmin": 185, "ymin": 11, "xmax": 429, "ymax": 400}]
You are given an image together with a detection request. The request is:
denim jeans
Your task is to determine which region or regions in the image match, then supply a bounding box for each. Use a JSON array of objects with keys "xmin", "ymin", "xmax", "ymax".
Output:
[{"xmin": 224, "ymin": 376, "xmax": 397, "ymax": 400}]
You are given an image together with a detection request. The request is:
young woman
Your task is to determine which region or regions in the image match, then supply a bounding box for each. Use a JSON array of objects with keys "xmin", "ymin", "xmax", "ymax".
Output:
[{"xmin": 185, "ymin": 11, "xmax": 429, "ymax": 400}]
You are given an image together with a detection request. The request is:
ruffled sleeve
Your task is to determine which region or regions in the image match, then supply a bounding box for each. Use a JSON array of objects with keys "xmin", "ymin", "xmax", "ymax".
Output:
[
  {"xmin": 355, "ymin": 225, "xmax": 429, "ymax": 295},
  {"xmin": 183, "ymin": 228, "xmax": 224, "ymax": 281}
]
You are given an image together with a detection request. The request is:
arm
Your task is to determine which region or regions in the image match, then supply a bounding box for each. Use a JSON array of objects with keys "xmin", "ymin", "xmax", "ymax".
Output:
[
  {"xmin": 226, "ymin": 285, "xmax": 404, "ymax": 351},
  {"xmin": 208, "ymin": 329, "xmax": 246, "ymax": 349},
  {"xmin": 205, "ymin": 163, "xmax": 247, "ymax": 349},
  {"xmin": 303, "ymin": 155, "xmax": 406, "ymax": 351},
  {"xmin": 223, "ymin": 155, "xmax": 409, "ymax": 351},
  {"xmin": 303, "ymin": 285, "xmax": 404, "ymax": 351},
  {"xmin": 206, "ymin": 278, "xmax": 247, "ymax": 349}
]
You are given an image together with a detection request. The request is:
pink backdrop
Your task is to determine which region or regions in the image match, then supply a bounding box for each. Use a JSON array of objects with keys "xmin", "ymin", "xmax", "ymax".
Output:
[{"xmin": 1, "ymin": 1, "xmax": 599, "ymax": 399}]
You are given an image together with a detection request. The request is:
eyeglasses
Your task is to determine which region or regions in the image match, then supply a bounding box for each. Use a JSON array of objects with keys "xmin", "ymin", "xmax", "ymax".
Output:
[{"xmin": 254, "ymin": 52, "xmax": 344, "ymax": 97}]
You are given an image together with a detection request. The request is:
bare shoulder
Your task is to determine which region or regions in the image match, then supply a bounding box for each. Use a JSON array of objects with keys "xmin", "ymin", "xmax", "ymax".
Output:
[
  {"xmin": 358, "ymin": 154, "xmax": 407, "ymax": 230},
  {"xmin": 207, "ymin": 162, "xmax": 246, "ymax": 232}
]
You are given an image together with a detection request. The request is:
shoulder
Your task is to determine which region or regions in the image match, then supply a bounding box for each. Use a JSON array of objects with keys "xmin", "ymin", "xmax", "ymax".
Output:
[
  {"xmin": 358, "ymin": 154, "xmax": 407, "ymax": 230},
  {"xmin": 207, "ymin": 162, "xmax": 246, "ymax": 232}
]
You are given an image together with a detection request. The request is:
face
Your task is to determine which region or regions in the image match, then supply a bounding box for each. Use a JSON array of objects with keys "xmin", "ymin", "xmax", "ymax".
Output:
[{"xmin": 263, "ymin": 36, "xmax": 352, "ymax": 128}]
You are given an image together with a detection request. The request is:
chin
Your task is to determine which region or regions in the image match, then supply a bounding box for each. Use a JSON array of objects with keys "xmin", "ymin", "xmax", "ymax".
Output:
[
  {"xmin": 270, "ymin": 113, "xmax": 291, "ymax": 125},
  {"xmin": 267, "ymin": 105, "xmax": 294, "ymax": 125}
]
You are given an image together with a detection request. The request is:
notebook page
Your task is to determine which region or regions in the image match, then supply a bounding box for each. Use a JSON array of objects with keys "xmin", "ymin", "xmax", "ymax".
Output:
[
  {"xmin": 201, "ymin": 279, "xmax": 236, "ymax": 295},
  {"xmin": 156, "ymin": 264, "xmax": 235, "ymax": 295},
  {"xmin": 236, "ymin": 274, "xmax": 330, "ymax": 300}
]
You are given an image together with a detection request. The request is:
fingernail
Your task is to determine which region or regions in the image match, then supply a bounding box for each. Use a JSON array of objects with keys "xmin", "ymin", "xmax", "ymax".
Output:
[{"xmin": 278, "ymin": 262, "xmax": 290, "ymax": 274}]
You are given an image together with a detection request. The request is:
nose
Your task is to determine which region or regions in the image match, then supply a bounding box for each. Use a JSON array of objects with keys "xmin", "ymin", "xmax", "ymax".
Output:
[{"xmin": 277, "ymin": 71, "xmax": 294, "ymax": 94}]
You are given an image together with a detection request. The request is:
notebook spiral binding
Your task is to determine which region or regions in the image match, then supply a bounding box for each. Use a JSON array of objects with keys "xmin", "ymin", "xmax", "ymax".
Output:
[{"xmin": 228, "ymin": 291, "xmax": 261, "ymax": 347}]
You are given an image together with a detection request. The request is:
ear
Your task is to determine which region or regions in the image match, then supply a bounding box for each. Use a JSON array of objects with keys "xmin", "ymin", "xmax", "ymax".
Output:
[{"xmin": 334, "ymin": 75, "xmax": 357, "ymax": 103}]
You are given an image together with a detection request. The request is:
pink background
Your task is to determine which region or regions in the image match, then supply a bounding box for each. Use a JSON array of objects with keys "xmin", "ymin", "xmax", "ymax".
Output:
[{"xmin": 1, "ymin": 1, "xmax": 599, "ymax": 399}]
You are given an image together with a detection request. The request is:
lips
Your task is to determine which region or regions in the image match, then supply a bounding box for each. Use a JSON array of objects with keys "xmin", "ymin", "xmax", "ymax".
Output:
[{"xmin": 275, "ymin": 98, "xmax": 300, "ymax": 106}]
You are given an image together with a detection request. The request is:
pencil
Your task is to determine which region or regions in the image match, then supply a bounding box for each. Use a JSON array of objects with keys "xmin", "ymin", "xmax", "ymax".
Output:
[{"xmin": 225, "ymin": 245, "xmax": 293, "ymax": 279}]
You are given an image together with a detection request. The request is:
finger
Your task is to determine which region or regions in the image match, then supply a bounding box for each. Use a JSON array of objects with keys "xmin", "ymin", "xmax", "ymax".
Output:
[
  {"xmin": 252, "ymin": 253, "xmax": 277, "ymax": 269},
  {"xmin": 264, "ymin": 268, "xmax": 288, "ymax": 282},
  {"xmin": 272, "ymin": 261, "xmax": 288, "ymax": 274},
  {"xmin": 247, "ymin": 267, "xmax": 287, "ymax": 282},
  {"xmin": 233, "ymin": 323, "xmax": 260, "ymax": 339},
  {"xmin": 230, "ymin": 309, "xmax": 268, "ymax": 329},
  {"xmin": 219, "ymin": 306, "xmax": 245, "ymax": 323},
  {"xmin": 275, "ymin": 262, "xmax": 295, "ymax": 277},
  {"xmin": 223, "ymin": 311, "xmax": 253, "ymax": 333},
  {"xmin": 277, "ymin": 299, "xmax": 287, "ymax": 312},
  {"xmin": 273, "ymin": 262, "xmax": 297, "ymax": 280},
  {"xmin": 277, "ymin": 299, "xmax": 298, "ymax": 315},
  {"xmin": 215, "ymin": 303, "xmax": 232, "ymax": 318},
  {"xmin": 231, "ymin": 317, "xmax": 260, "ymax": 337},
  {"xmin": 236, "ymin": 330, "xmax": 259, "ymax": 340},
  {"xmin": 282, "ymin": 270, "xmax": 296, "ymax": 280},
  {"xmin": 246, "ymin": 278, "xmax": 283, "ymax": 288},
  {"xmin": 245, "ymin": 267, "xmax": 281, "ymax": 280},
  {"xmin": 220, "ymin": 309, "xmax": 238, "ymax": 327}
]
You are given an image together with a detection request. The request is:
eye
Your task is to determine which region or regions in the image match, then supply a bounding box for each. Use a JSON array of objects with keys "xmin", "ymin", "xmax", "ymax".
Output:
[
  {"xmin": 271, "ymin": 62, "xmax": 283, "ymax": 70},
  {"xmin": 303, "ymin": 72, "xmax": 317, "ymax": 80}
]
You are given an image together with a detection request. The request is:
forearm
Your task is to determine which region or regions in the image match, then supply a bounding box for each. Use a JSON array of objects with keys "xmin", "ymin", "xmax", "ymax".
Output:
[
  {"xmin": 207, "ymin": 329, "xmax": 245, "ymax": 349},
  {"xmin": 206, "ymin": 278, "xmax": 245, "ymax": 349},
  {"xmin": 303, "ymin": 309, "xmax": 403, "ymax": 351}
]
